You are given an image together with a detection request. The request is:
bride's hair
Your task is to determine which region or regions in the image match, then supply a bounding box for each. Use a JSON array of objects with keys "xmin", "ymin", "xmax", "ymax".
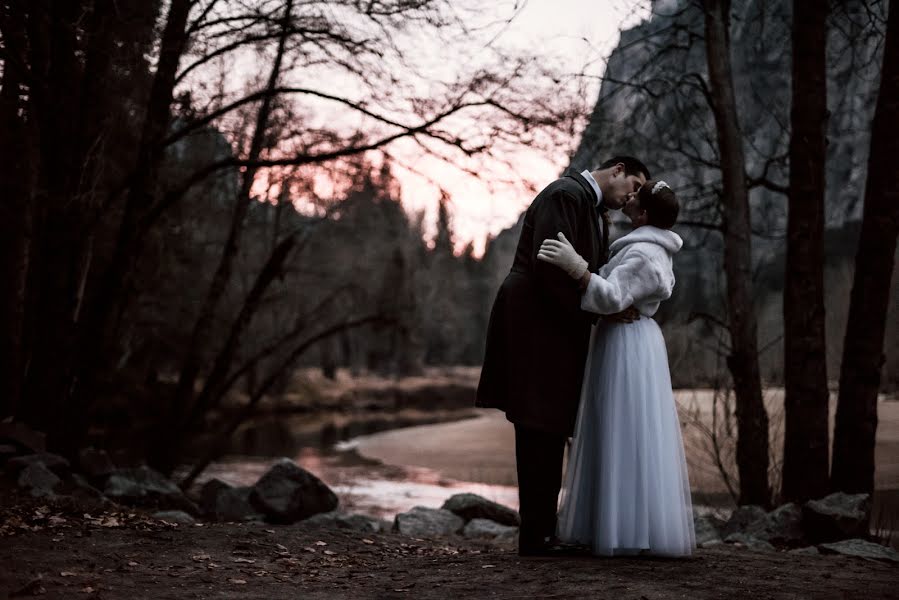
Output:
[{"xmin": 637, "ymin": 180, "xmax": 679, "ymax": 229}]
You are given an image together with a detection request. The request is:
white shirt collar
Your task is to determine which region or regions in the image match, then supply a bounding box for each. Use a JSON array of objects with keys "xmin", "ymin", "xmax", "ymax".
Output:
[{"xmin": 580, "ymin": 170, "xmax": 603, "ymax": 208}]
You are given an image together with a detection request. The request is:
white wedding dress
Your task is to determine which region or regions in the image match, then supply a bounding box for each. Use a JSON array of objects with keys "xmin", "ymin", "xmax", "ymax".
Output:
[{"xmin": 556, "ymin": 226, "xmax": 695, "ymax": 557}]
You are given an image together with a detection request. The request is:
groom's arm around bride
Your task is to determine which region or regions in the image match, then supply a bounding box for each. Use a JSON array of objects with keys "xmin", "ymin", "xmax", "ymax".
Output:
[{"xmin": 475, "ymin": 157, "xmax": 651, "ymax": 555}]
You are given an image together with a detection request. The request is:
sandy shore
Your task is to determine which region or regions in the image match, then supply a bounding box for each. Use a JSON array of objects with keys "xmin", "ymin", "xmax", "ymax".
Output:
[{"xmin": 353, "ymin": 390, "xmax": 899, "ymax": 507}]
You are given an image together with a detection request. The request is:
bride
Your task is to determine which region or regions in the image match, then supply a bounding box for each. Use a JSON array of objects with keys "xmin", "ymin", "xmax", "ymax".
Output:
[{"xmin": 536, "ymin": 179, "xmax": 695, "ymax": 557}]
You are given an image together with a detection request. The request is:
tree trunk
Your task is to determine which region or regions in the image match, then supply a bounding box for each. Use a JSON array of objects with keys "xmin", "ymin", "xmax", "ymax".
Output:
[
  {"xmin": 18, "ymin": 0, "xmax": 92, "ymax": 439},
  {"xmin": 831, "ymin": 0, "xmax": 899, "ymax": 495},
  {"xmin": 782, "ymin": 0, "xmax": 830, "ymax": 503},
  {"xmin": 155, "ymin": 0, "xmax": 294, "ymax": 473},
  {"xmin": 702, "ymin": 0, "xmax": 771, "ymax": 506},
  {"xmin": 0, "ymin": 2, "xmax": 36, "ymax": 419},
  {"xmin": 62, "ymin": 0, "xmax": 193, "ymax": 455}
]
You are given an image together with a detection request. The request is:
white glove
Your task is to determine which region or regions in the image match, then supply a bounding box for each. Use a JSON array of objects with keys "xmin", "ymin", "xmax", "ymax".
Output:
[{"xmin": 537, "ymin": 233, "xmax": 588, "ymax": 279}]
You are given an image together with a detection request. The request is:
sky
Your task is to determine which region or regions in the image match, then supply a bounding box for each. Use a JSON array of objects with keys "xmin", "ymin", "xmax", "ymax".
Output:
[
  {"xmin": 191, "ymin": 0, "xmax": 653, "ymax": 256},
  {"xmin": 386, "ymin": 0, "xmax": 652, "ymax": 255}
]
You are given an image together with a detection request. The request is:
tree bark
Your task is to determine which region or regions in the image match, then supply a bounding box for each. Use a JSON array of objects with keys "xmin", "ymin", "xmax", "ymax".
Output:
[
  {"xmin": 782, "ymin": 0, "xmax": 830, "ymax": 503},
  {"xmin": 61, "ymin": 0, "xmax": 193, "ymax": 455},
  {"xmin": 702, "ymin": 0, "xmax": 771, "ymax": 506},
  {"xmin": 831, "ymin": 0, "xmax": 899, "ymax": 495},
  {"xmin": 171, "ymin": 0, "xmax": 294, "ymax": 434},
  {"xmin": 18, "ymin": 0, "xmax": 92, "ymax": 437},
  {"xmin": 0, "ymin": 1, "xmax": 36, "ymax": 419}
]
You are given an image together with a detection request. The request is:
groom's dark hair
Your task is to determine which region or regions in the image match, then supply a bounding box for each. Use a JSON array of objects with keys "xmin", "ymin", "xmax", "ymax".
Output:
[{"xmin": 598, "ymin": 156, "xmax": 651, "ymax": 180}]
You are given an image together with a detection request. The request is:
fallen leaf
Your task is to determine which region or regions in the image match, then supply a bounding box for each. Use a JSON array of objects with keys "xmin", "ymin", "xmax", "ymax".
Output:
[
  {"xmin": 232, "ymin": 557, "xmax": 256, "ymax": 564},
  {"xmin": 302, "ymin": 547, "xmax": 316, "ymax": 553},
  {"xmin": 314, "ymin": 540, "xmax": 327, "ymax": 546},
  {"xmin": 229, "ymin": 579, "xmax": 247, "ymax": 585},
  {"xmin": 482, "ymin": 565, "xmax": 495, "ymax": 569},
  {"xmin": 127, "ymin": 561, "xmax": 139, "ymax": 567},
  {"xmin": 60, "ymin": 571, "xmax": 78, "ymax": 577},
  {"xmin": 191, "ymin": 554, "xmax": 211, "ymax": 562},
  {"xmin": 323, "ymin": 550, "xmax": 336, "ymax": 556},
  {"xmin": 264, "ymin": 529, "xmax": 276, "ymax": 534},
  {"xmin": 361, "ymin": 539, "xmax": 374, "ymax": 545},
  {"xmin": 81, "ymin": 586, "xmax": 94, "ymax": 593}
]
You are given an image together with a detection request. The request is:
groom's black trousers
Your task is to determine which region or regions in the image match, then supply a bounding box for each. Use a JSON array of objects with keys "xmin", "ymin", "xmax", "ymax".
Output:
[{"xmin": 514, "ymin": 423, "xmax": 567, "ymax": 549}]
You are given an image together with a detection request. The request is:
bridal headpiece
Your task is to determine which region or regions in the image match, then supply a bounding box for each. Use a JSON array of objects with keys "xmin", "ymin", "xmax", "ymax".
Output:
[{"xmin": 652, "ymin": 181, "xmax": 671, "ymax": 195}]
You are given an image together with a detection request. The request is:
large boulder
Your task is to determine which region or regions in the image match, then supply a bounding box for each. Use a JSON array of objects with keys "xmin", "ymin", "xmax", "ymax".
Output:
[
  {"xmin": 7, "ymin": 453, "xmax": 70, "ymax": 476},
  {"xmin": 153, "ymin": 510, "xmax": 197, "ymax": 525},
  {"xmin": 724, "ymin": 532, "xmax": 776, "ymax": 552},
  {"xmin": 721, "ymin": 505, "xmax": 767, "ymax": 537},
  {"xmin": 200, "ymin": 479, "xmax": 264, "ymax": 522},
  {"xmin": 17, "ymin": 463, "xmax": 61, "ymax": 497},
  {"xmin": 249, "ymin": 458, "xmax": 338, "ymax": 524},
  {"xmin": 818, "ymin": 539, "xmax": 899, "ymax": 563},
  {"xmin": 104, "ymin": 466, "xmax": 200, "ymax": 515},
  {"xmin": 393, "ymin": 506, "xmax": 465, "ymax": 538},
  {"xmin": 745, "ymin": 503, "xmax": 805, "ymax": 544},
  {"xmin": 302, "ymin": 511, "xmax": 386, "ymax": 533},
  {"xmin": 68, "ymin": 473, "xmax": 112, "ymax": 508},
  {"xmin": 694, "ymin": 515, "xmax": 725, "ymax": 547},
  {"xmin": 78, "ymin": 447, "xmax": 116, "ymax": 481},
  {"xmin": 802, "ymin": 492, "xmax": 871, "ymax": 543},
  {"xmin": 441, "ymin": 493, "xmax": 520, "ymax": 527},
  {"xmin": 0, "ymin": 422, "xmax": 46, "ymax": 454},
  {"xmin": 462, "ymin": 518, "xmax": 518, "ymax": 541}
]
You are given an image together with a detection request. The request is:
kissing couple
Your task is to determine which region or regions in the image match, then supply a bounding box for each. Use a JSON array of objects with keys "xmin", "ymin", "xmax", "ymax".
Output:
[{"xmin": 476, "ymin": 156, "xmax": 696, "ymax": 557}]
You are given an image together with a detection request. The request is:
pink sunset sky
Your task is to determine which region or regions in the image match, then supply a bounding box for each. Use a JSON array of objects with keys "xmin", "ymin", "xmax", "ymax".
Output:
[
  {"xmin": 389, "ymin": 1, "xmax": 652, "ymax": 256},
  {"xmin": 190, "ymin": 0, "xmax": 654, "ymax": 256}
]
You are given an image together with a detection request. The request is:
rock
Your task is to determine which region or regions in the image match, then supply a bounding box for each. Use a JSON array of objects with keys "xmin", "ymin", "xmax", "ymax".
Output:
[
  {"xmin": 818, "ymin": 539, "xmax": 899, "ymax": 563},
  {"xmin": 462, "ymin": 518, "xmax": 519, "ymax": 540},
  {"xmin": 17, "ymin": 463, "xmax": 61, "ymax": 497},
  {"xmin": 724, "ymin": 532, "xmax": 776, "ymax": 552},
  {"xmin": 394, "ymin": 506, "xmax": 465, "ymax": 538},
  {"xmin": 694, "ymin": 515, "xmax": 725, "ymax": 547},
  {"xmin": 249, "ymin": 458, "xmax": 338, "ymax": 524},
  {"xmin": 7, "ymin": 452, "xmax": 71, "ymax": 475},
  {"xmin": 200, "ymin": 479, "xmax": 263, "ymax": 522},
  {"xmin": 789, "ymin": 546, "xmax": 821, "ymax": 556},
  {"xmin": 441, "ymin": 493, "xmax": 520, "ymax": 527},
  {"xmin": 721, "ymin": 505, "xmax": 767, "ymax": 537},
  {"xmin": 69, "ymin": 473, "xmax": 111, "ymax": 508},
  {"xmin": 803, "ymin": 492, "xmax": 871, "ymax": 543},
  {"xmin": 745, "ymin": 503, "xmax": 804, "ymax": 544},
  {"xmin": 0, "ymin": 444, "xmax": 17, "ymax": 460},
  {"xmin": 0, "ymin": 422, "xmax": 46, "ymax": 454},
  {"xmin": 78, "ymin": 447, "xmax": 116, "ymax": 481},
  {"xmin": 153, "ymin": 510, "xmax": 197, "ymax": 525},
  {"xmin": 104, "ymin": 466, "xmax": 200, "ymax": 515},
  {"xmin": 302, "ymin": 511, "xmax": 384, "ymax": 533}
]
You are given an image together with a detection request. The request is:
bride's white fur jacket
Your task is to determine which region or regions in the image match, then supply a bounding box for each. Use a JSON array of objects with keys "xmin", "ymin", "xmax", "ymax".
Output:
[{"xmin": 582, "ymin": 225, "xmax": 683, "ymax": 317}]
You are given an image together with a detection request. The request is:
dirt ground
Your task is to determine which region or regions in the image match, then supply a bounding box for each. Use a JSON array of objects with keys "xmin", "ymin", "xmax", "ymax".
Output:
[{"xmin": 1, "ymin": 493, "xmax": 896, "ymax": 600}]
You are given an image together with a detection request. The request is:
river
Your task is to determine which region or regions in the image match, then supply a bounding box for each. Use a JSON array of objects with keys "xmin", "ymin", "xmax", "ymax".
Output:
[{"xmin": 191, "ymin": 389, "xmax": 899, "ymax": 534}]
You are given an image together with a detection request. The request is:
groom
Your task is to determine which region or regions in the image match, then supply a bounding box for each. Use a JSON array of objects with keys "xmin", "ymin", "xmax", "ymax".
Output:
[{"xmin": 476, "ymin": 156, "xmax": 650, "ymax": 556}]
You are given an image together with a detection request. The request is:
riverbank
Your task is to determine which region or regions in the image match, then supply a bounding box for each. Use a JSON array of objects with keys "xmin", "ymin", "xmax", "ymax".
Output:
[
  {"xmin": 215, "ymin": 367, "xmax": 481, "ymax": 456},
  {"xmin": 1, "ymin": 488, "xmax": 894, "ymax": 600},
  {"xmin": 350, "ymin": 393, "xmax": 899, "ymax": 533}
]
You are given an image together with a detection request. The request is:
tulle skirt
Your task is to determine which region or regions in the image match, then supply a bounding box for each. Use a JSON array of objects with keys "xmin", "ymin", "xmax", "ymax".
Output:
[{"xmin": 557, "ymin": 317, "xmax": 695, "ymax": 557}]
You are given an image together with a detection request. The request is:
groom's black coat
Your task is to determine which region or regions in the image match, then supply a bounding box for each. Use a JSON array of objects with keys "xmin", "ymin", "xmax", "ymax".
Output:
[{"xmin": 476, "ymin": 169, "xmax": 605, "ymax": 436}]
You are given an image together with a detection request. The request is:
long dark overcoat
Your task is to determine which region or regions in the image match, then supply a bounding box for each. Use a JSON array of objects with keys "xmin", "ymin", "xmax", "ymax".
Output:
[{"xmin": 476, "ymin": 170, "xmax": 606, "ymax": 436}]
